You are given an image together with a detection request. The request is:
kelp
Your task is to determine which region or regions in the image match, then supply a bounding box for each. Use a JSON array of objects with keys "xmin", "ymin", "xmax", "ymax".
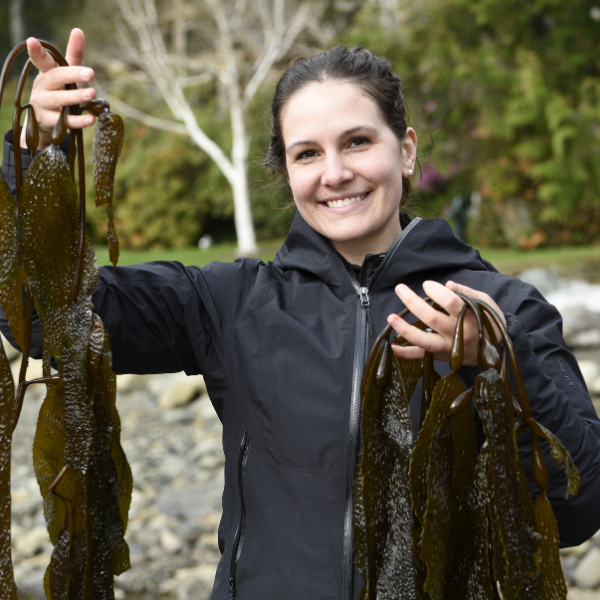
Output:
[
  {"xmin": 355, "ymin": 296, "xmax": 579, "ymax": 600},
  {"xmin": 0, "ymin": 40, "xmax": 130, "ymax": 599},
  {"xmin": 89, "ymin": 98, "xmax": 123, "ymax": 271}
]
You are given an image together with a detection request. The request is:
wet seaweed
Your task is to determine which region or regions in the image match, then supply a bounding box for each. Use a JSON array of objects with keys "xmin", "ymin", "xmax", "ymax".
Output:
[
  {"xmin": 0, "ymin": 40, "xmax": 130, "ymax": 600},
  {"xmin": 357, "ymin": 295, "xmax": 579, "ymax": 600}
]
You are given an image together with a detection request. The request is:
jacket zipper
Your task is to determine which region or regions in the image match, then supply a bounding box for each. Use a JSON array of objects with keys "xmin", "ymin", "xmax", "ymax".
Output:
[
  {"xmin": 340, "ymin": 218, "xmax": 421, "ymax": 600},
  {"xmin": 229, "ymin": 430, "xmax": 251, "ymax": 599}
]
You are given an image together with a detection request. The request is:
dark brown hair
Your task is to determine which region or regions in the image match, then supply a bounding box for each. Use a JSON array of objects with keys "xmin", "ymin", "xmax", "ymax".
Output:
[{"xmin": 265, "ymin": 45, "xmax": 412, "ymax": 204}]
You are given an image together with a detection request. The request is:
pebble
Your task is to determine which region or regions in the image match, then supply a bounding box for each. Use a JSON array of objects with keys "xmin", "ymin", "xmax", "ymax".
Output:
[{"xmin": 574, "ymin": 548, "xmax": 600, "ymax": 589}]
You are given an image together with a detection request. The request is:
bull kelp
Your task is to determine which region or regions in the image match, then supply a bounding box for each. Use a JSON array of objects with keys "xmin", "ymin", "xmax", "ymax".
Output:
[
  {"xmin": 0, "ymin": 40, "xmax": 130, "ymax": 598},
  {"xmin": 355, "ymin": 296, "xmax": 579, "ymax": 600}
]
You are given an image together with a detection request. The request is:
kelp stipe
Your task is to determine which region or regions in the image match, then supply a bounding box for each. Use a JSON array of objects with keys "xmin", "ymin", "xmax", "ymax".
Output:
[
  {"xmin": 356, "ymin": 294, "xmax": 579, "ymax": 600},
  {"xmin": 0, "ymin": 40, "xmax": 130, "ymax": 599}
]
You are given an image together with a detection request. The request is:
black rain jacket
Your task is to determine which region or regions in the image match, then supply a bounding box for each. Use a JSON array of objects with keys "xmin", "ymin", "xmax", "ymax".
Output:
[{"xmin": 3, "ymin": 131, "xmax": 600, "ymax": 600}]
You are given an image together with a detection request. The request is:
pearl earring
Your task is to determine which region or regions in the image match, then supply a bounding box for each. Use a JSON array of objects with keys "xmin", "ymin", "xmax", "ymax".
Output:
[{"xmin": 408, "ymin": 169, "xmax": 414, "ymax": 176}]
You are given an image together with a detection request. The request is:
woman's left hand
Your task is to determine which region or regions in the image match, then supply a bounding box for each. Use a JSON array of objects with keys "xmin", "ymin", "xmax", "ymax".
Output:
[{"xmin": 387, "ymin": 280, "xmax": 507, "ymax": 367}]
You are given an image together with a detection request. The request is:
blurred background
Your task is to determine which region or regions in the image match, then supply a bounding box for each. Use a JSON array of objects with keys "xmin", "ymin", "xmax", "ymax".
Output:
[{"xmin": 2, "ymin": 1, "xmax": 600, "ymax": 599}]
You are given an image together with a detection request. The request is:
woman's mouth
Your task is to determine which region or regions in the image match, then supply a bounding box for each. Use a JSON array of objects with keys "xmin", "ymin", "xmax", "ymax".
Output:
[{"xmin": 324, "ymin": 192, "xmax": 369, "ymax": 209}]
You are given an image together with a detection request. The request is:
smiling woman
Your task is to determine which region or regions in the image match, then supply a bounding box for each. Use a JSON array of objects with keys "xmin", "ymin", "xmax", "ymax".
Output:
[
  {"xmin": 2, "ymin": 39, "xmax": 600, "ymax": 600},
  {"xmin": 281, "ymin": 80, "xmax": 415, "ymax": 264}
]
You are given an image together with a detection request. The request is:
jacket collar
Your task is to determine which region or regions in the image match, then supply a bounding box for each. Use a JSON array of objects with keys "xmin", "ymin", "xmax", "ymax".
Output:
[{"xmin": 273, "ymin": 210, "xmax": 493, "ymax": 294}]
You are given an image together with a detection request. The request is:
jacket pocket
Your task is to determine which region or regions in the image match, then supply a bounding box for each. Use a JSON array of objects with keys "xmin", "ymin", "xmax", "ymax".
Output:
[{"xmin": 229, "ymin": 430, "xmax": 251, "ymax": 598}]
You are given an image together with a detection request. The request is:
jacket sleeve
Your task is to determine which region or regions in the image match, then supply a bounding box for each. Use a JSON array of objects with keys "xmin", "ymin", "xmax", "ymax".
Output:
[{"xmin": 505, "ymin": 282, "xmax": 600, "ymax": 547}]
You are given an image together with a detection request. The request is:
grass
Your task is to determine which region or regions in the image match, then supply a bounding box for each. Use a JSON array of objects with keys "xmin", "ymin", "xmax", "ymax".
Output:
[
  {"xmin": 95, "ymin": 238, "xmax": 286, "ymax": 268},
  {"xmin": 96, "ymin": 239, "xmax": 600, "ymax": 282}
]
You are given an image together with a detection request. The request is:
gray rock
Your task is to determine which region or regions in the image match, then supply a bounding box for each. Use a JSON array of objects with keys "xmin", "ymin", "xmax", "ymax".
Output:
[
  {"xmin": 517, "ymin": 268, "xmax": 560, "ymax": 297},
  {"xmin": 160, "ymin": 529, "xmax": 184, "ymax": 553},
  {"xmin": 579, "ymin": 361, "xmax": 600, "ymax": 390},
  {"xmin": 158, "ymin": 375, "xmax": 206, "ymax": 410},
  {"xmin": 574, "ymin": 547, "xmax": 600, "ymax": 589},
  {"xmin": 546, "ymin": 282, "xmax": 600, "ymax": 348},
  {"xmin": 14, "ymin": 525, "xmax": 50, "ymax": 558}
]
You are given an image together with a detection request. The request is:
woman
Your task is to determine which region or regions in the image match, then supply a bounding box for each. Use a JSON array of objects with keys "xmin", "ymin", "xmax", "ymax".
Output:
[{"xmin": 4, "ymin": 29, "xmax": 600, "ymax": 600}]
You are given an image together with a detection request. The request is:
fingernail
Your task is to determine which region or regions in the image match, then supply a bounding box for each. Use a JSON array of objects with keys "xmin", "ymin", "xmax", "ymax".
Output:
[
  {"xmin": 85, "ymin": 116, "xmax": 95, "ymax": 125},
  {"xmin": 396, "ymin": 284, "xmax": 407, "ymax": 296},
  {"xmin": 81, "ymin": 68, "xmax": 93, "ymax": 80},
  {"xmin": 82, "ymin": 89, "xmax": 92, "ymax": 100}
]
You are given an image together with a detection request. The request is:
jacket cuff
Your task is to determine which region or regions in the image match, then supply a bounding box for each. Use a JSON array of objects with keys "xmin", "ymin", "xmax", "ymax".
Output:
[{"xmin": 2, "ymin": 128, "xmax": 71, "ymax": 199}]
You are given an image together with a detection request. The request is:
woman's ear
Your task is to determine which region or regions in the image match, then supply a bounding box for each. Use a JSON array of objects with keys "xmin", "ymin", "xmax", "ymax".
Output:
[{"xmin": 402, "ymin": 127, "xmax": 418, "ymax": 176}]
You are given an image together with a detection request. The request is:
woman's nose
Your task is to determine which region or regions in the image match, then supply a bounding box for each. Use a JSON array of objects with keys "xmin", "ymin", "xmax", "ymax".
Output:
[{"xmin": 320, "ymin": 154, "xmax": 353, "ymax": 187}]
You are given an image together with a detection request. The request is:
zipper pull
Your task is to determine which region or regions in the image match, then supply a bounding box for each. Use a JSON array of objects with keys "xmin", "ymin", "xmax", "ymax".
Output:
[{"xmin": 359, "ymin": 286, "xmax": 370, "ymax": 308}]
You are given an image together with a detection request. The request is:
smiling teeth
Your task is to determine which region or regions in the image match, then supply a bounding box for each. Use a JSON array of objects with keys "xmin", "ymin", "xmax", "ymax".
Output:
[{"xmin": 325, "ymin": 194, "xmax": 367, "ymax": 208}]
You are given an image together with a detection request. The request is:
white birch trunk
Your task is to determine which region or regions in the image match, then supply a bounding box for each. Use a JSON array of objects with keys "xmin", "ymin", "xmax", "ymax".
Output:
[
  {"xmin": 230, "ymin": 108, "xmax": 256, "ymax": 254},
  {"xmin": 10, "ymin": 0, "xmax": 24, "ymax": 46}
]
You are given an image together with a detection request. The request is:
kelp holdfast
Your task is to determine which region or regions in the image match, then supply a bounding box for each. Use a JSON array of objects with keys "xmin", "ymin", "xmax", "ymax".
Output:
[{"xmin": 354, "ymin": 293, "xmax": 579, "ymax": 600}]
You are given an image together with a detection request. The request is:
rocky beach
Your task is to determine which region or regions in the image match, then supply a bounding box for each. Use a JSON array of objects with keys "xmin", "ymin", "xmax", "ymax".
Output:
[{"xmin": 8, "ymin": 268, "xmax": 600, "ymax": 599}]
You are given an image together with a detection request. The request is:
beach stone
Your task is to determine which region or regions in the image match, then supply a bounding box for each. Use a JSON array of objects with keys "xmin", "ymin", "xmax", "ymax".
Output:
[
  {"xmin": 579, "ymin": 361, "xmax": 600, "ymax": 389},
  {"xmin": 14, "ymin": 525, "xmax": 50, "ymax": 558},
  {"xmin": 1, "ymin": 333, "xmax": 21, "ymax": 362},
  {"xmin": 117, "ymin": 373, "xmax": 158, "ymax": 393},
  {"xmin": 517, "ymin": 268, "xmax": 560, "ymax": 297},
  {"xmin": 158, "ymin": 375, "xmax": 206, "ymax": 410},
  {"xmin": 160, "ymin": 529, "xmax": 183, "ymax": 553},
  {"xmin": 574, "ymin": 547, "xmax": 600, "ymax": 589}
]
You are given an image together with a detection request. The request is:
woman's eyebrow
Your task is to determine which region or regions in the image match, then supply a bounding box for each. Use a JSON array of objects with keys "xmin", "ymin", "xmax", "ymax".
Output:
[{"xmin": 285, "ymin": 125, "xmax": 380, "ymax": 155}]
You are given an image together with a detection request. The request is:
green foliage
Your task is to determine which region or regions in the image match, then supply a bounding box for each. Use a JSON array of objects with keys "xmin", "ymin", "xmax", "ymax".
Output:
[{"xmin": 343, "ymin": 0, "xmax": 600, "ymax": 246}]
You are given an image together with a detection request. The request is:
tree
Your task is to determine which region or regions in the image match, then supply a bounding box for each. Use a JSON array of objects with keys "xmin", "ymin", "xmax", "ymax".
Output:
[
  {"xmin": 9, "ymin": 0, "xmax": 24, "ymax": 47},
  {"xmin": 106, "ymin": 0, "xmax": 320, "ymax": 254},
  {"xmin": 345, "ymin": 0, "xmax": 600, "ymax": 246}
]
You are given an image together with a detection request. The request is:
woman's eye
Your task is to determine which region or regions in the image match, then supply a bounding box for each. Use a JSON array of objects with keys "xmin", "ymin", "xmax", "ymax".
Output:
[
  {"xmin": 349, "ymin": 136, "xmax": 370, "ymax": 148},
  {"xmin": 296, "ymin": 149, "xmax": 317, "ymax": 160}
]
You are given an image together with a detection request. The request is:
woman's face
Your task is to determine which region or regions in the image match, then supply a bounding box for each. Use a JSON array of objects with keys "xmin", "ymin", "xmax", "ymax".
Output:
[{"xmin": 281, "ymin": 80, "xmax": 417, "ymax": 263}]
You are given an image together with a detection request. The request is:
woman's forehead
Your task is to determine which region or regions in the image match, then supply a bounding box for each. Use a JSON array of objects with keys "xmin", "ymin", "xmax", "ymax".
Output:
[{"xmin": 280, "ymin": 80, "xmax": 386, "ymax": 143}]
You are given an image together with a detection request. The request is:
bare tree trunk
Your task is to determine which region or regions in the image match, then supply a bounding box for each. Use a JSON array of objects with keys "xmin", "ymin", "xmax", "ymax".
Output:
[
  {"xmin": 10, "ymin": 0, "xmax": 25, "ymax": 47},
  {"xmin": 230, "ymin": 101, "xmax": 257, "ymax": 254}
]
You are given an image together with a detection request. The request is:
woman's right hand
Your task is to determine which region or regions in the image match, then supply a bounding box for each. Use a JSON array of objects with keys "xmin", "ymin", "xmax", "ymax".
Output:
[{"xmin": 20, "ymin": 28, "xmax": 97, "ymax": 151}]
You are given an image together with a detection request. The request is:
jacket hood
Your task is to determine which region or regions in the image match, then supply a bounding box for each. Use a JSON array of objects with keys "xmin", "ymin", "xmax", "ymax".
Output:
[{"xmin": 273, "ymin": 211, "xmax": 496, "ymax": 292}]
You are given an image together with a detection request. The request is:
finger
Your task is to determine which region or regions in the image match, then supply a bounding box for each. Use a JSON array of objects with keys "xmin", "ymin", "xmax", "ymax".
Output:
[
  {"xmin": 395, "ymin": 284, "xmax": 456, "ymax": 338},
  {"xmin": 65, "ymin": 28, "xmax": 86, "ymax": 67},
  {"xmin": 27, "ymin": 37, "xmax": 57, "ymax": 74},
  {"xmin": 387, "ymin": 312, "xmax": 446, "ymax": 354},
  {"xmin": 39, "ymin": 87, "xmax": 96, "ymax": 110},
  {"xmin": 391, "ymin": 344, "xmax": 425, "ymax": 361},
  {"xmin": 65, "ymin": 114, "xmax": 96, "ymax": 129},
  {"xmin": 422, "ymin": 280, "xmax": 468, "ymax": 319},
  {"xmin": 44, "ymin": 66, "xmax": 95, "ymax": 90}
]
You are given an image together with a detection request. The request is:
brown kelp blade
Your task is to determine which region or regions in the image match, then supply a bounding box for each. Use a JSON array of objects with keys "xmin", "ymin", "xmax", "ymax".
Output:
[
  {"xmin": 62, "ymin": 302, "xmax": 95, "ymax": 474},
  {"xmin": 91, "ymin": 104, "xmax": 124, "ymax": 208},
  {"xmin": 19, "ymin": 145, "xmax": 97, "ymax": 357},
  {"xmin": 0, "ymin": 174, "xmax": 24, "ymax": 349},
  {"xmin": 410, "ymin": 373, "xmax": 463, "ymax": 523},
  {"xmin": 106, "ymin": 205, "xmax": 120, "ymax": 271},
  {"xmin": 525, "ymin": 417, "xmax": 580, "ymax": 497},
  {"xmin": 355, "ymin": 355, "xmax": 418, "ymax": 599},
  {"xmin": 91, "ymin": 105, "xmax": 123, "ymax": 271},
  {"xmin": 534, "ymin": 492, "xmax": 567, "ymax": 600},
  {"xmin": 418, "ymin": 372, "xmax": 465, "ymax": 600},
  {"xmin": 474, "ymin": 370, "xmax": 541, "ymax": 600},
  {"xmin": 0, "ymin": 338, "xmax": 17, "ymax": 599},
  {"xmin": 89, "ymin": 327, "xmax": 132, "ymax": 594},
  {"xmin": 44, "ymin": 498, "xmax": 73, "ymax": 600},
  {"xmin": 443, "ymin": 404, "xmax": 495, "ymax": 600}
]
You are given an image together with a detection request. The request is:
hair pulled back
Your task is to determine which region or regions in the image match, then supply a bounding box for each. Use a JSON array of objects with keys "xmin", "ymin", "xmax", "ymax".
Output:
[{"xmin": 265, "ymin": 45, "xmax": 412, "ymax": 203}]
